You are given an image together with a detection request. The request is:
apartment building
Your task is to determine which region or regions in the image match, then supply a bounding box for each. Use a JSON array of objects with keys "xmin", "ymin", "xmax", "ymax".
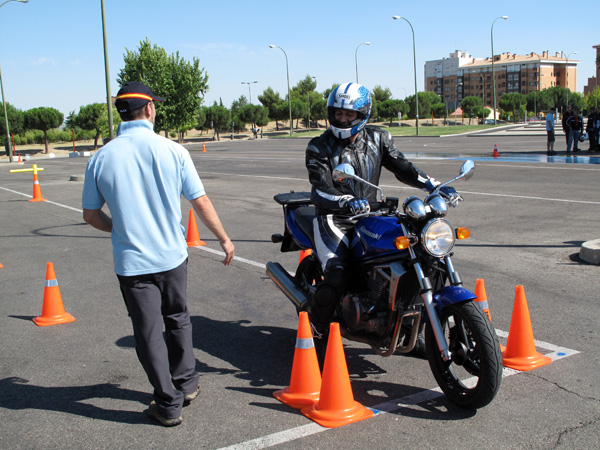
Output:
[{"xmin": 424, "ymin": 50, "xmax": 579, "ymax": 111}]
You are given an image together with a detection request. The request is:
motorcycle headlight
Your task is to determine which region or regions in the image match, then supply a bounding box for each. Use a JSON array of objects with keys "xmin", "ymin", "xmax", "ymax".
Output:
[{"xmin": 421, "ymin": 219, "xmax": 455, "ymax": 256}]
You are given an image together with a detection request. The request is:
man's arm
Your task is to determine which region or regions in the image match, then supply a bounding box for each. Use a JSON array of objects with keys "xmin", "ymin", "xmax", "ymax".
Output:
[
  {"xmin": 190, "ymin": 194, "xmax": 235, "ymax": 266},
  {"xmin": 83, "ymin": 208, "xmax": 112, "ymax": 233}
]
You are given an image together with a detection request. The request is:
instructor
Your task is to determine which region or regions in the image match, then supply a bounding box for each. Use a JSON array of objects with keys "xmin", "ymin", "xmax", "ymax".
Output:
[{"xmin": 82, "ymin": 81, "xmax": 234, "ymax": 426}]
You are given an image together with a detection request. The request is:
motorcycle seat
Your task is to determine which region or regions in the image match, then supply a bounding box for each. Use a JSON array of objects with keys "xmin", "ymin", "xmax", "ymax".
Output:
[
  {"xmin": 274, "ymin": 191, "xmax": 311, "ymax": 205},
  {"xmin": 295, "ymin": 206, "xmax": 315, "ymax": 242}
]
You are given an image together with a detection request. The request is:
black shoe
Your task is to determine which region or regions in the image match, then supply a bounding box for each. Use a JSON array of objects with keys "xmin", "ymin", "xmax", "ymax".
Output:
[
  {"xmin": 183, "ymin": 385, "xmax": 200, "ymax": 406},
  {"xmin": 573, "ymin": 148, "xmax": 581, "ymax": 153},
  {"xmin": 147, "ymin": 402, "xmax": 182, "ymax": 427}
]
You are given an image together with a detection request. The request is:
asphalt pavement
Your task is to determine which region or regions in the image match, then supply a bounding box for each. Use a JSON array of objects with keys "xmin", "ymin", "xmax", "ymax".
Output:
[{"xmin": 1, "ymin": 130, "xmax": 599, "ymax": 450}]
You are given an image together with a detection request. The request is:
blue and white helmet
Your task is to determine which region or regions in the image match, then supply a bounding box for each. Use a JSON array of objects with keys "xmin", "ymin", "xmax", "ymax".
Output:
[{"xmin": 327, "ymin": 82, "xmax": 372, "ymax": 140}]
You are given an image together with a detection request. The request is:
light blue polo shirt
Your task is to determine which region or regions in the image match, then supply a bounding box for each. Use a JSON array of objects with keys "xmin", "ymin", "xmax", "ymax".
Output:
[{"xmin": 82, "ymin": 120, "xmax": 205, "ymax": 276}]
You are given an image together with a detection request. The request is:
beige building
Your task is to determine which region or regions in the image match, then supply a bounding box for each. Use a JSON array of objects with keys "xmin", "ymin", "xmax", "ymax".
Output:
[
  {"xmin": 425, "ymin": 50, "xmax": 579, "ymax": 111},
  {"xmin": 582, "ymin": 44, "xmax": 599, "ymax": 97}
]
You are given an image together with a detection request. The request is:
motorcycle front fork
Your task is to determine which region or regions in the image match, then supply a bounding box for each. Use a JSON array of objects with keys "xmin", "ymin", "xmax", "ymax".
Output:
[{"xmin": 411, "ymin": 254, "xmax": 459, "ymax": 362}]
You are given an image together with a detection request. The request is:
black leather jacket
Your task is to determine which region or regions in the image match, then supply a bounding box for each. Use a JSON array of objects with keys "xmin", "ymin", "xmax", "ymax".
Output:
[{"xmin": 306, "ymin": 127, "xmax": 433, "ymax": 215}]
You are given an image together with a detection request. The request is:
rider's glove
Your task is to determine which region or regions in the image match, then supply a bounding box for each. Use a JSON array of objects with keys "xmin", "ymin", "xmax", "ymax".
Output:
[
  {"xmin": 347, "ymin": 197, "xmax": 370, "ymax": 215},
  {"xmin": 424, "ymin": 178, "xmax": 440, "ymax": 193},
  {"xmin": 439, "ymin": 186, "xmax": 462, "ymax": 207}
]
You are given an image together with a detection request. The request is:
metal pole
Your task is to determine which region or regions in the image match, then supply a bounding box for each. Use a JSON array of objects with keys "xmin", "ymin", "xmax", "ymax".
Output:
[
  {"xmin": 491, "ymin": 16, "xmax": 508, "ymax": 125},
  {"xmin": 241, "ymin": 81, "xmax": 257, "ymax": 104},
  {"xmin": 354, "ymin": 42, "xmax": 370, "ymax": 84},
  {"xmin": 269, "ymin": 45, "xmax": 292, "ymax": 137},
  {"xmin": 0, "ymin": 0, "xmax": 28, "ymax": 163},
  {"xmin": 100, "ymin": 0, "xmax": 114, "ymax": 141},
  {"xmin": 565, "ymin": 52, "xmax": 577, "ymax": 109},
  {"xmin": 393, "ymin": 16, "xmax": 419, "ymax": 135}
]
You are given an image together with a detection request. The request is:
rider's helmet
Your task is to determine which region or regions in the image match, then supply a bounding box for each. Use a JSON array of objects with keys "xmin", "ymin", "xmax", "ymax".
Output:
[{"xmin": 327, "ymin": 82, "xmax": 372, "ymax": 140}]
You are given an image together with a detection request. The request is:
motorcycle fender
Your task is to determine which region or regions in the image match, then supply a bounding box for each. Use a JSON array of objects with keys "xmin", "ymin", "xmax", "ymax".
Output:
[{"xmin": 433, "ymin": 286, "xmax": 477, "ymax": 313}]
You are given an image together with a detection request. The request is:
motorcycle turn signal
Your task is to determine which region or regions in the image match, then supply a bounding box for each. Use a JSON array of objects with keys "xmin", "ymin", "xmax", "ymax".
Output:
[
  {"xmin": 394, "ymin": 236, "xmax": 416, "ymax": 250},
  {"xmin": 455, "ymin": 227, "xmax": 470, "ymax": 240}
]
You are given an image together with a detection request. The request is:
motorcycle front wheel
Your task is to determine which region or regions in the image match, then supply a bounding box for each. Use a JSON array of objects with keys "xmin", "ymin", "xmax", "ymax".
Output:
[{"xmin": 425, "ymin": 300, "xmax": 502, "ymax": 409}]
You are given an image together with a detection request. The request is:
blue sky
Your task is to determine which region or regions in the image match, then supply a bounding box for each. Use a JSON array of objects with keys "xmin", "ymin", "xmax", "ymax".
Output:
[{"xmin": 1, "ymin": 0, "xmax": 597, "ymax": 118}]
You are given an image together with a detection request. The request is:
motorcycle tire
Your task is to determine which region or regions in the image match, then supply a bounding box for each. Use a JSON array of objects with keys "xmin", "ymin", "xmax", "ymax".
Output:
[{"xmin": 425, "ymin": 300, "xmax": 502, "ymax": 409}]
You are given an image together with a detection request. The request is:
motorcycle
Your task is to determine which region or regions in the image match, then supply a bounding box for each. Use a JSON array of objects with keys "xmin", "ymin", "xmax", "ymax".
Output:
[{"xmin": 266, "ymin": 160, "xmax": 502, "ymax": 409}]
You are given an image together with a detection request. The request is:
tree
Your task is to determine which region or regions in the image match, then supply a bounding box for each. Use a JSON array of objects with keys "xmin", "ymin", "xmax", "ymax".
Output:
[
  {"xmin": 378, "ymin": 99, "xmax": 407, "ymax": 126},
  {"xmin": 117, "ymin": 38, "xmax": 209, "ymax": 141},
  {"xmin": 405, "ymin": 91, "xmax": 440, "ymax": 120},
  {"xmin": 258, "ymin": 87, "xmax": 285, "ymax": 130},
  {"xmin": 204, "ymin": 103, "xmax": 231, "ymax": 141},
  {"xmin": 499, "ymin": 93, "xmax": 526, "ymax": 122},
  {"xmin": 584, "ymin": 87, "xmax": 600, "ymax": 112},
  {"xmin": 370, "ymin": 85, "xmax": 393, "ymax": 121},
  {"xmin": 23, "ymin": 107, "xmax": 64, "ymax": 153},
  {"xmin": 239, "ymin": 104, "xmax": 269, "ymax": 129},
  {"xmin": 0, "ymin": 103, "xmax": 24, "ymax": 144},
  {"xmin": 460, "ymin": 96, "xmax": 483, "ymax": 124}
]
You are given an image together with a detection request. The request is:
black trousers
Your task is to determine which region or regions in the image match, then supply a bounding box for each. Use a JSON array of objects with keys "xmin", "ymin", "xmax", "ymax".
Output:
[{"xmin": 117, "ymin": 259, "xmax": 199, "ymax": 419}]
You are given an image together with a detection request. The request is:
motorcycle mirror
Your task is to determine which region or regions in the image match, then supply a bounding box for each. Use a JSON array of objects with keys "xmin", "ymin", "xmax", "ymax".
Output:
[
  {"xmin": 332, "ymin": 163, "xmax": 355, "ymax": 182},
  {"xmin": 459, "ymin": 160, "xmax": 475, "ymax": 181}
]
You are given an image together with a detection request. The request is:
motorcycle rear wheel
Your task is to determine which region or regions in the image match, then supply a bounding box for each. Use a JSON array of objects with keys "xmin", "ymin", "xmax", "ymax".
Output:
[{"xmin": 425, "ymin": 300, "xmax": 502, "ymax": 409}]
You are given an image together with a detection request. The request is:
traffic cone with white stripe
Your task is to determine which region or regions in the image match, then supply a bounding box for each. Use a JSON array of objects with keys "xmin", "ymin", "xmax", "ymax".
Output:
[
  {"xmin": 29, "ymin": 172, "xmax": 47, "ymax": 202},
  {"xmin": 301, "ymin": 322, "xmax": 373, "ymax": 428},
  {"xmin": 492, "ymin": 144, "xmax": 500, "ymax": 158},
  {"xmin": 33, "ymin": 262, "xmax": 76, "ymax": 327},
  {"xmin": 474, "ymin": 279, "xmax": 504, "ymax": 351},
  {"xmin": 273, "ymin": 311, "xmax": 322, "ymax": 409}
]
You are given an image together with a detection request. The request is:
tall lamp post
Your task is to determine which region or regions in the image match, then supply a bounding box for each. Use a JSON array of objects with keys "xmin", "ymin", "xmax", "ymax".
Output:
[
  {"xmin": 241, "ymin": 81, "xmax": 258, "ymax": 104},
  {"xmin": 354, "ymin": 41, "xmax": 370, "ymax": 84},
  {"xmin": 269, "ymin": 45, "xmax": 293, "ymax": 137},
  {"xmin": 0, "ymin": 0, "xmax": 28, "ymax": 163},
  {"xmin": 490, "ymin": 15, "xmax": 508, "ymax": 125},
  {"xmin": 100, "ymin": 0, "xmax": 114, "ymax": 142},
  {"xmin": 565, "ymin": 51, "xmax": 577, "ymax": 108},
  {"xmin": 392, "ymin": 16, "xmax": 419, "ymax": 136}
]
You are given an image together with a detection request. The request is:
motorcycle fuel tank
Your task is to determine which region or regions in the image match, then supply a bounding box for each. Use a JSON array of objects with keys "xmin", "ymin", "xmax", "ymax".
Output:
[{"xmin": 351, "ymin": 216, "xmax": 405, "ymax": 259}]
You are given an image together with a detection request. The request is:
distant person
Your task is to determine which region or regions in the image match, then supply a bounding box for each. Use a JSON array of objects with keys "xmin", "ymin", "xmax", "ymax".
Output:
[
  {"xmin": 252, "ymin": 127, "xmax": 259, "ymax": 139},
  {"xmin": 546, "ymin": 108, "xmax": 557, "ymax": 155},
  {"xmin": 566, "ymin": 108, "xmax": 583, "ymax": 153},
  {"xmin": 586, "ymin": 107, "xmax": 599, "ymax": 152},
  {"xmin": 561, "ymin": 105, "xmax": 572, "ymax": 150},
  {"xmin": 82, "ymin": 81, "xmax": 235, "ymax": 427}
]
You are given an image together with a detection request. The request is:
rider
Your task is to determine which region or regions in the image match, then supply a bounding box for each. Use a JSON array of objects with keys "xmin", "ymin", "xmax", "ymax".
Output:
[{"xmin": 305, "ymin": 82, "xmax": 459, "ymax": 360}]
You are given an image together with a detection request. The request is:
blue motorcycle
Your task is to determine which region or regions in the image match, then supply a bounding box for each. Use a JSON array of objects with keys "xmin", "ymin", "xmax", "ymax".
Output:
[{"xmin": 267, "ymin": 160, "xmax": 502, "ymax": 409}]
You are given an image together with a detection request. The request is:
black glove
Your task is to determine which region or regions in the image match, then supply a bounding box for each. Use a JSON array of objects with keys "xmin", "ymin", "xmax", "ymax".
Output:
[{"xmin": 347, "ymin": 197, "xmax": 370, "ymax": 215}]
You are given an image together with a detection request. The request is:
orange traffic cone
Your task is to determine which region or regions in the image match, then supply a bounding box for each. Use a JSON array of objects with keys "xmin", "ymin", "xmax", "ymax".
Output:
[
  {"xmin": 33, "ymin": 262, "xmax": 76, "ymax": 327},
  {"xmin": 502, "ymin": 285, "xmax": 552, "ymax": 371},
  {"xmin": 301, "ymin": 322, "xmax": 373, "ymax": 428},
  {"xmin": 0, "ymin": 262, "xmax": 4, "ymax": 269},
  {"xmin": 298, "ymin": 249, "xmax": 312, "ymax": 264},
  {"xmin": 186, "ymin": 209, "xmax": 207, "ymax": 247},
  {"xmin": 202, "ymin": 142, "xmax": 206, "ymax": 152},
  {"xmin": 273, "ymin": 311, "xmax": 322, "ymax": 409},
  {"xmin": 474, "ymin": 279, "xmax": 492, "ymax": 322},
  {"xmin": 492, "ymin": 144, "xmax": 500, "ymax": 158},
  {"xmin": 29, "ymin": 172, "xmax": 47, "ymax": 202}
]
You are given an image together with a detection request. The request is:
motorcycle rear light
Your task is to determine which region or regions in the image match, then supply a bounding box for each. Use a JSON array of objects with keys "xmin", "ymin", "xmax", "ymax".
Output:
[
  {"xmin": 456, "ymin": 227, "xmax": 470, "ymax": 240},
  {"xmin": 395, "ymin": 236, "xmax": 411, "ymax": 250}
]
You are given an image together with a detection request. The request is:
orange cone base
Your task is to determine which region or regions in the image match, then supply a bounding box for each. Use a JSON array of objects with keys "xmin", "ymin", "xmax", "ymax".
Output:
[
  {"xmin": 29, "ymin": 197, "xmax": 47, "ymax": 202},
  {"xmin": 187, "ymin": 239, "xmax": 207, "ymax": 247},
  {"xmin": 301, "ymin": 401, "xmax": 373, "ymax": 428},
  {"xmin": 274, "ymin": 387, "xmax": 319, "ymax": 409},
  {"xmin": 502, "ymin": 350, "xmax": 551, "ymax": 372},
  {"xmin": 32, "ymin": 312, "xmax": 76, "ymax": 327}
]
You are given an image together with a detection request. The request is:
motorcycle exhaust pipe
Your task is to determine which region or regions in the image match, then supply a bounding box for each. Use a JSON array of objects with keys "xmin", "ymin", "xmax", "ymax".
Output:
[{"xmin": 266, "ymin": 262, "xmax": 309, "ymax": 310}]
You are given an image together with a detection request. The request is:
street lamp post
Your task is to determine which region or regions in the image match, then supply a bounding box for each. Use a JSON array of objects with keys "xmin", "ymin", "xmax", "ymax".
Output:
[
  {"xmin": 354, "ymin": 42, "xmax": 370, "ymax": 84},
  {"xmin": 269, "ymin": 45, "xmax": 293, "ymax": 137},
  {"xmin": 241, "ymin": 81, "xmax": 258, "ymax": 104},
  {"xmin": 392, "ymin": 16, "xmax": 419, "ymax": 136},
  {"xmin": 100, "ymin": 0, "xmax": 114, "ymax": 142},
  {"xmin": 565, "ymin": 51, "xmax": 577, "ymax": 108},
  {"xmin": 491, "ymin": 15, "xmax": 508, "ymax": 125},
  {"xmin": 0, "ymin": 0, "xmax": 28, "ymax": 163}
]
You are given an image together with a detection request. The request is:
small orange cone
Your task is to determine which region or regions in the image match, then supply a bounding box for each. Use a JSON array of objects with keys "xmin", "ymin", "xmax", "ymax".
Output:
[
  {"xmin": 298, "ymin": 249, "xmax": 312, "ymax": 264},
  {"xmin": 186, "ymin": 209, "xmax": 207, "ymax": 247},
  {"xmin": 273, "ymin": 311, "xmax": 322, "ymax": 409},
  {"xmin": 33, "ymin": 262, "xmax": 76, "ymax": 327},
  {"xmin": 474, "ymin": 279, "xmax": 492, "ymax": 322},
  {"xmin": 301, "ymin": 322, "xmax": 373, "ymax": 428},
  {"xmin": 502, "ymin": 285, "xmax": 552, "ymax": 371},
  {"xmin": 29, "ymin": 173, "xmax": 47, "ymax": 202},
  {"xmin": 492, "ymin": 144, "xmax": 500, "ymax": 158},
  {"xmin": 0, "ymin": 262, "xmax": 4, "ymax": 269},
  {"xmin": 202, "ymin": 142, "xmax": 206, "ymax": 152}
]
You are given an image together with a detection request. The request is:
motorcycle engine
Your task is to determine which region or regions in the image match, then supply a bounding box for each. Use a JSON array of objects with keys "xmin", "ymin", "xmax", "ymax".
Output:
[{"xmin": 341, "ymin": 270, "xmax": 389, "ymax": 335}]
